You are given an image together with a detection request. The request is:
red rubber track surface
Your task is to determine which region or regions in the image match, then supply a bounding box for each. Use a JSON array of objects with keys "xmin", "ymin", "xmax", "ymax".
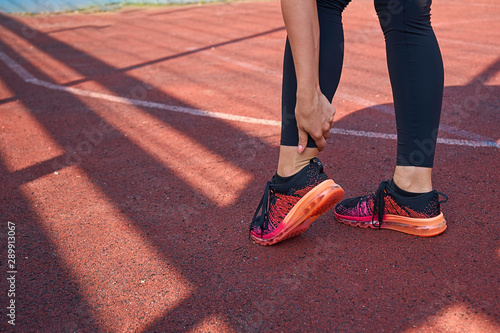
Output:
[{"xmin": 0, "ymin": 1, "xmax": 499, "ymax": 332}]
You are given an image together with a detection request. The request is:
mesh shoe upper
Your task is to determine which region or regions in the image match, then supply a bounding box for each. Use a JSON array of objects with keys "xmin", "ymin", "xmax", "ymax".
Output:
[
  {"xmin": 250, "ymin": 158, "xmax": 328, "ymax": 238},
  {"xmin": 334, "ymin": 180, "xmax": 445, "ymax": 224}
]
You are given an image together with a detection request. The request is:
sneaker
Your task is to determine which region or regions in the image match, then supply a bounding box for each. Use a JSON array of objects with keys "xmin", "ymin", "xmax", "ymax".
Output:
[
  {"xmin": 334, "ymin": 180, "xmax": 448, "ymax": 237},
  {"xmin": 249, "ymin": 158, "xmax": 344, "ymax": 245}
]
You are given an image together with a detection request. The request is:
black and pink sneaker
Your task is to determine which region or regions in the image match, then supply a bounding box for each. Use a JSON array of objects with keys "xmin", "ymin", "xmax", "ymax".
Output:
[
  {"xmin": 334, "ymin": 180, "xmax": 448, "ymax": 237},
  {"xmin": 250, "ymin": 158, "xmax": 344, "ymax": 245}
]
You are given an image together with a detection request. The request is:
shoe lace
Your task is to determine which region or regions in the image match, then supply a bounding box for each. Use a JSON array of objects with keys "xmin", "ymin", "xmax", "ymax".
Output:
[
  {"xmin": 249, "ymin": 181, "xmax": 274, "ymax": 238},
  {"xmin": 438, "ymin": 192, "xmax": 448, "ymax": 204},
  {"xmin": 372, "ymin": 180, "xmax": 390, "ymax": 229}
]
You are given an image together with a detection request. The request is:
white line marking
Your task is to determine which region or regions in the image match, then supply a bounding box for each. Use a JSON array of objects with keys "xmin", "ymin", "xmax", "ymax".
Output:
[
  {"xmin": 331, "ymin": 128, "xmax": 396, "ymax": 140},
  {"xmin": 330, "ymin": 128, "xmax": 498, "ymax": 148},
  {"xmin": 334, "ymin": 92, "xmax": 497, "ymax": 143},
  {"xmin": 0, "ymin": 51, "xmax": 498, "ymax": 149},
  {"xmin": 212, "ymin": 52, "xmax": 498, "ymax": 144},
  {"xmin": 436, "ymin": 137, "xmax": 499, "ymax": 148},
  {"xmin": 39, "ymin": 78, "xmax": 283, "ymax": 126},
  {"xmin": 0, "ymin": 52, "xmax": 36, "ymax": 81}
]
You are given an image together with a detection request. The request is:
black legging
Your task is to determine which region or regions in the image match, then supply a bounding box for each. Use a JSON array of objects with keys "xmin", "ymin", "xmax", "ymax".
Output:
[{"xmin": 280, "ymin": 0, "xmax": 444, "ymax": 168}]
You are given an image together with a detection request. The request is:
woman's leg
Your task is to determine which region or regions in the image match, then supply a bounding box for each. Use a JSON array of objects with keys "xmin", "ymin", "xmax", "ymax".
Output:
[
  {"xmin": 278, "ymin": 0, "xmax": 351, "ymax": 177},
  {"xmin": 375, "ymin": 0, "xmax": 444, "ymax": 192},
  {"xmin": 334, "ymin": 0, "xmax": 447, "ymax": 237},
  {"xmin": 249, "ymin": 0, "xmax": 350, "ymax": 245}
]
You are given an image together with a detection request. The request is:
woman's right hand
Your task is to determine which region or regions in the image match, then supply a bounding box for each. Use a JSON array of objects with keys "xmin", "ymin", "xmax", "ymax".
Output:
[{"xmin": 295, "ymin": 87, "xmax": 336, "ymax": 153}]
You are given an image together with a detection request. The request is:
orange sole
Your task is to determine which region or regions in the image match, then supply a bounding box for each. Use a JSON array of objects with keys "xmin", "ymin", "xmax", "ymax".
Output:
[
  {"xmin": 251, "ymin": 180, "xmax": 344, "ymax": 245},
  {"xmin": 335, "ymin": 212, "xmax": 447, "ymax": 237}
]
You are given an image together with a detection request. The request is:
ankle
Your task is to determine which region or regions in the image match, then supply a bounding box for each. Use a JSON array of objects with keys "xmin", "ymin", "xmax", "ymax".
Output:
[
  {"xmin": 393, "ymin": 166, "xmax": 433, "ymax": 193},
  {"xmin": 277, "ymin": 146, "xmax": 319, "ymax": 177}
]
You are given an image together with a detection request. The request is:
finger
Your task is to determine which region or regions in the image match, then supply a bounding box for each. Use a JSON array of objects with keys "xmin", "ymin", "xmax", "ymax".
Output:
[
  {"xmin": 315, "ymin": 137, "xmax": 327, "ymax": 151},
  {"xmin": 324, "ymin": 130, "xmax": 331, "ymax": 140},
  {"xmin": 329, "ymin": 105, "xmax": 336, "ymax": 123},
  {"xmin": 297, "ymin": 128, "xmax": 308, "ymax": 154},
  {"xmin": 325, "ymin": 120, "xmax": 334, "ymax": 129},
  {"xmin": 323, "ymin": 121, "xmax": 333, "ymax": 133}
]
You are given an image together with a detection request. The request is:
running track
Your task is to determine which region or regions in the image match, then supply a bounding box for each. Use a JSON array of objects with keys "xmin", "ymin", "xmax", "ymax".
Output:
[{"xmin": 0, "ymin": 1, "xmax": 499, "ymax": 331}]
